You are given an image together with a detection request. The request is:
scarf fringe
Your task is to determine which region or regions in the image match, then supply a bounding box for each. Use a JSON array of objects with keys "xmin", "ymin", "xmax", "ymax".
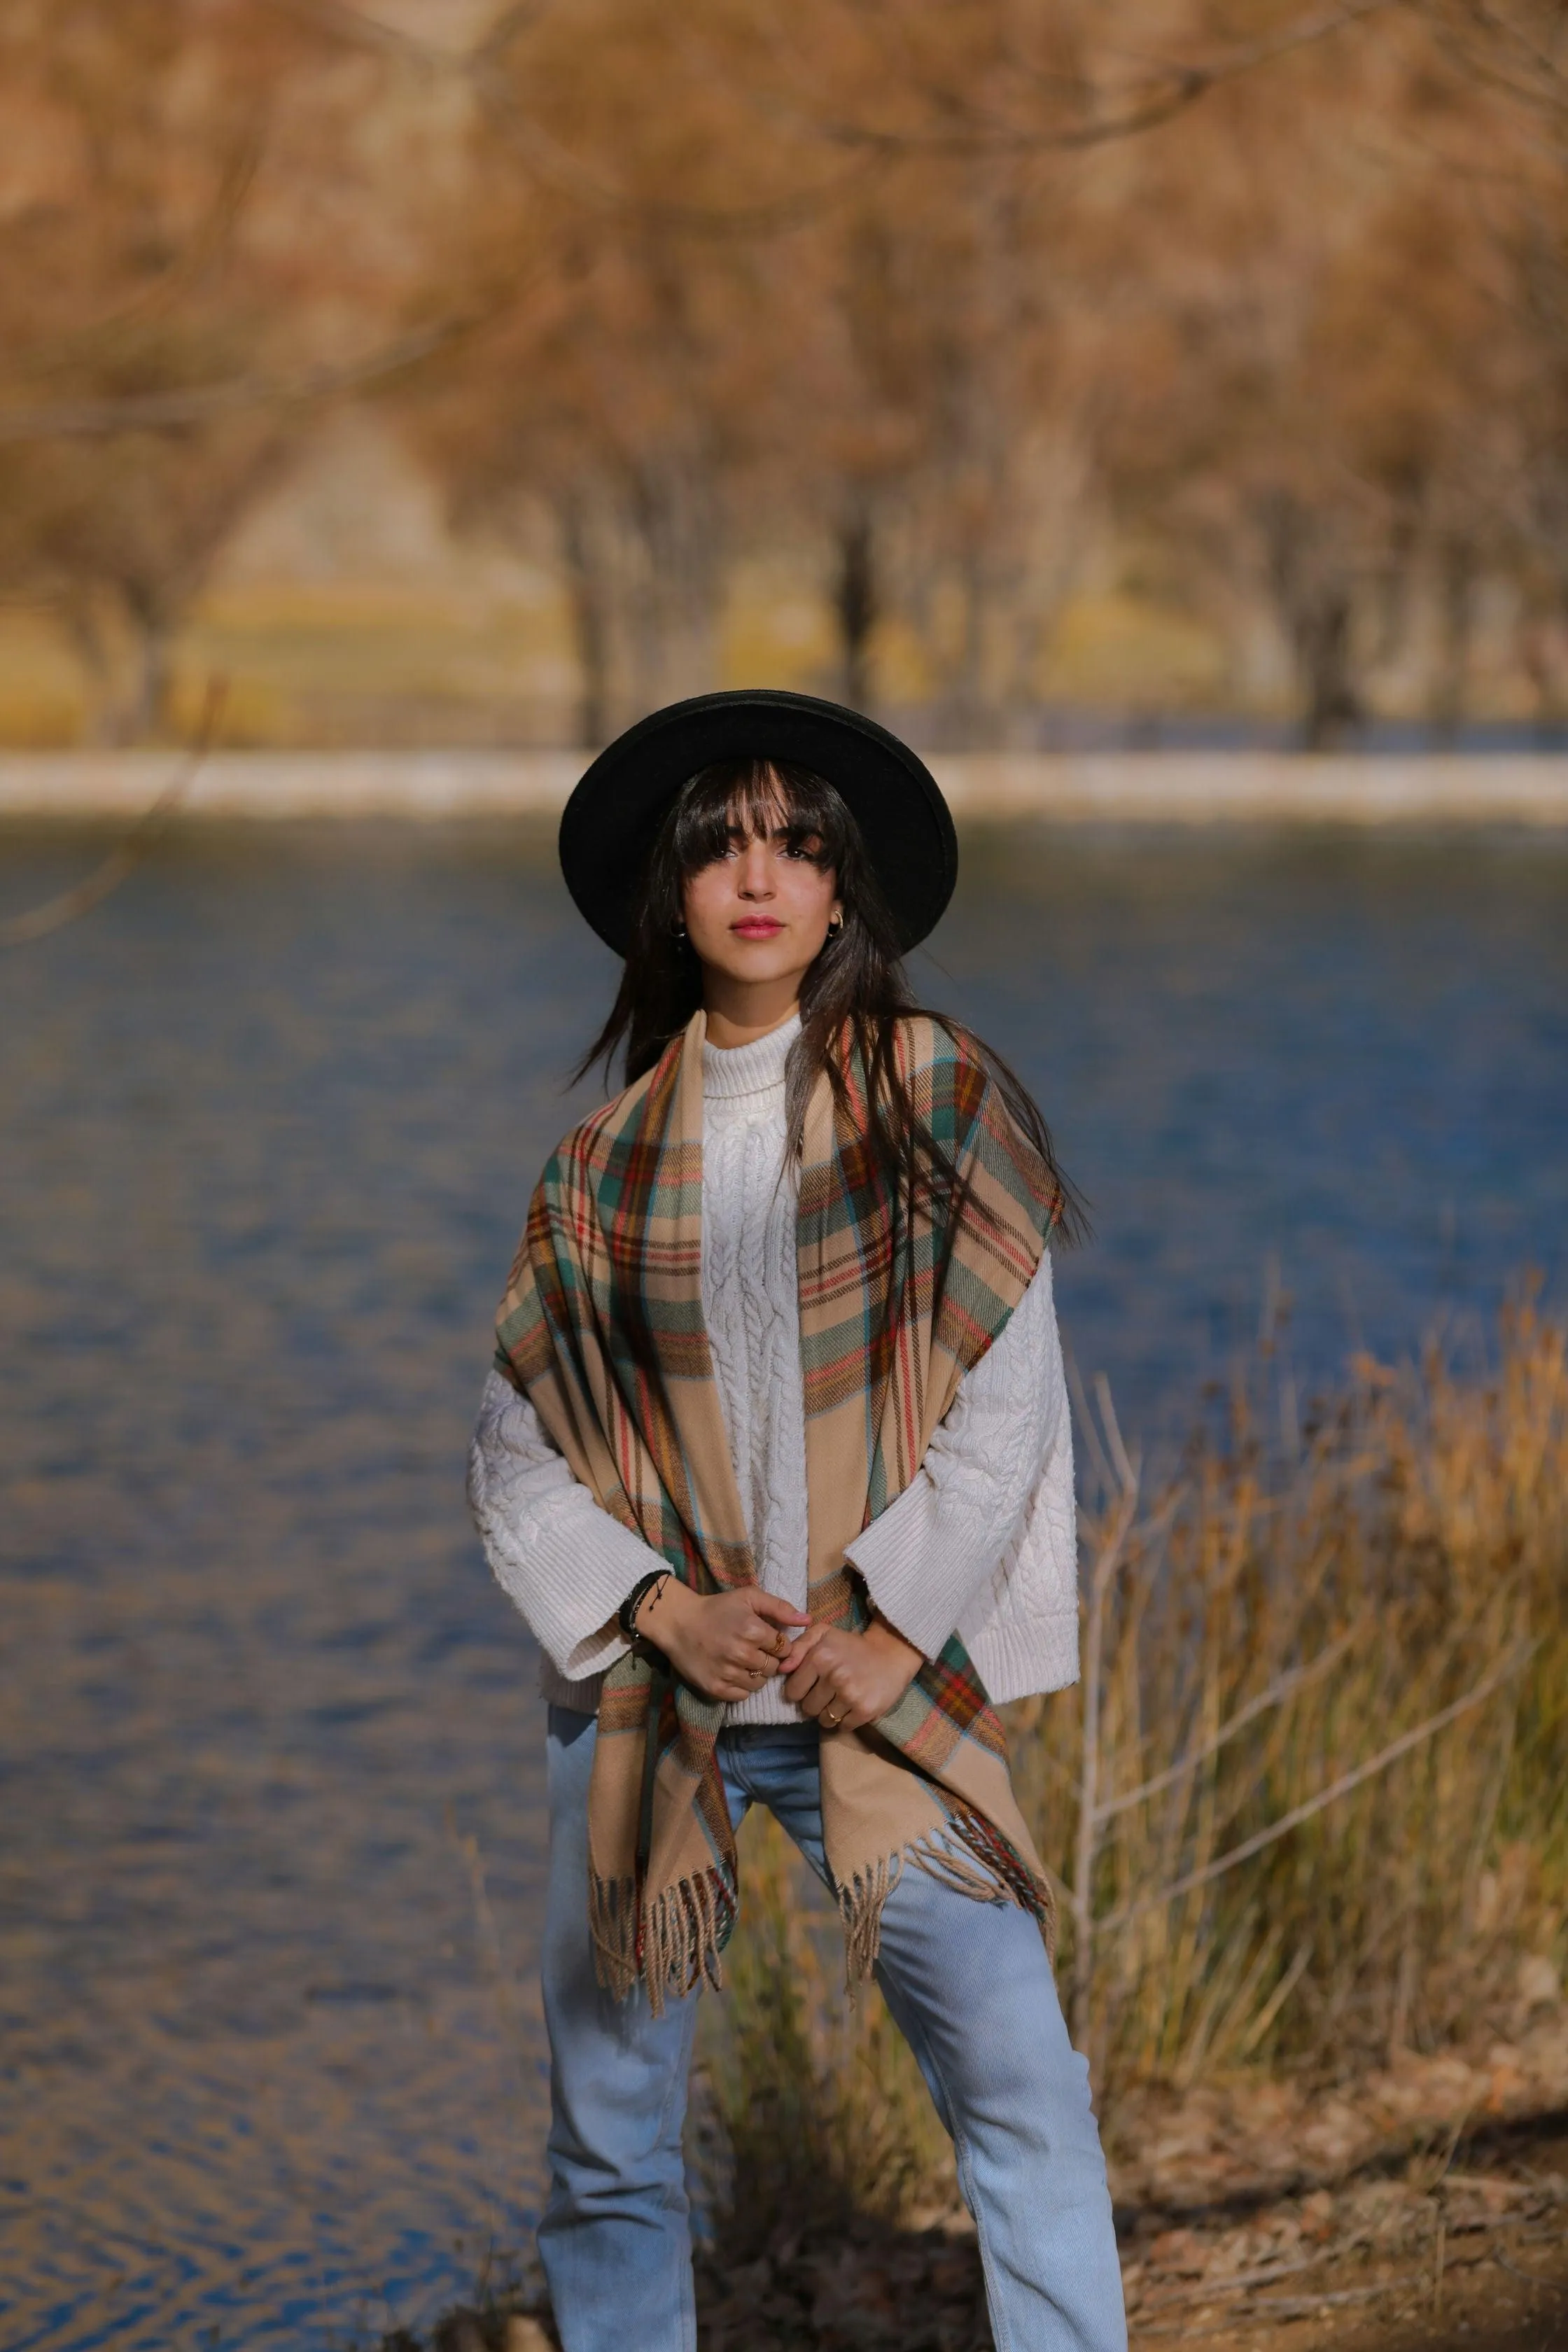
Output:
[
  {"xmin": 836, "ymin": 1808, "xmax": 1057, "ymax": 1988},
  {"xmin": 590, "ymin": 1867, "xmax": 735, "ymax": 2017},
  {"xmin": 911, "ymin": 1802, "xmax": 1058, "ymax": 1962},
  {"xmin": 837, "ymin": 1849, "xmax": 904, "ymax": 1989}
]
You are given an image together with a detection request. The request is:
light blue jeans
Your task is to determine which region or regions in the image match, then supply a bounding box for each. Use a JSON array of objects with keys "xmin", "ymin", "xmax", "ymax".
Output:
[{"xmin": 538, "ymin": 1710, "xmax": 1126, "ymax": 2352}]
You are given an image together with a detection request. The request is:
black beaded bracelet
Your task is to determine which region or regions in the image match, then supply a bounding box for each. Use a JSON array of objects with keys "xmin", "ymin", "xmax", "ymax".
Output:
[{"xmin": 617, "ymin": 1567, "xmax": 671, "ymax": 1646}]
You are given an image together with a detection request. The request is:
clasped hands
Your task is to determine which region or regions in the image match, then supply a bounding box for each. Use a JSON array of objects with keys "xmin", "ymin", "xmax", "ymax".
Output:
[{"xmin": 634, "ymin": 1579, "xmax": 923, "ymax": 1730}]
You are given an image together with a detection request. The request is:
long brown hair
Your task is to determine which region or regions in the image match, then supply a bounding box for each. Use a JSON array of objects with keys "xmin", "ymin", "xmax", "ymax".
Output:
[{"xmin": 578, "ymin": 758, "xmax": 1086, "ymax": 1240}]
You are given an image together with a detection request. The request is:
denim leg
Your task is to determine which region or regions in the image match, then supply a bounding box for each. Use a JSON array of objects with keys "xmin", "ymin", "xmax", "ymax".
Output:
[
  {"xmin": 537, "ymin": 1707, "xmax": 715, "ymax": 2352},
  {"xmin": 873, "ymin": 1872, "xmax": 1127, "ymax": 2352},
  {"xmin": 752, "ymin": 1732, "xmax": 1126, "ymax": 2352}
]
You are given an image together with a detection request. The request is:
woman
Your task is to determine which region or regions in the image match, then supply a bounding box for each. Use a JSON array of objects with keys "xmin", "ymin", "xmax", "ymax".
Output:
[{"xmin": 469, "ymin": 690, "xmax": 1126, "ymax": 2352}]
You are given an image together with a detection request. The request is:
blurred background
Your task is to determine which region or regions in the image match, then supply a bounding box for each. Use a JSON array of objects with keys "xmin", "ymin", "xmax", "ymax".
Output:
[
  {"xmin": 5, "ymin": 0, "xmax": 1568, "ymax": 752},
  {"xmin": 4, "ymin": 6, "xmax": 1568, "ymax": 2351}
]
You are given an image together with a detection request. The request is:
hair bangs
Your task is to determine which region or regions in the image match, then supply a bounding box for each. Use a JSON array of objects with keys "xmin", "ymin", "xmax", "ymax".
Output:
[{"xmin": 670, "ymin": 760, "xmax": 847, "ymax": 876}]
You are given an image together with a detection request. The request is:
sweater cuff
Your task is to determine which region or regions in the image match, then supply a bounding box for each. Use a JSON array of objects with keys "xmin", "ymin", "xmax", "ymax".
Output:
[
  {"xmin": 965, "ymin": 1607, "xmax": 1080, "ymax": 1705},
  {"xmin": 518, "ymin": 1502, "xmax": 660, "ymax": 1682},
  {"xmin": 468, "ymin": 1368, "xmax": 671, "ymax": 1683},
  {"xmin": 844, "ymin": 1475, "xmax": 959, "ymax": 1662}
]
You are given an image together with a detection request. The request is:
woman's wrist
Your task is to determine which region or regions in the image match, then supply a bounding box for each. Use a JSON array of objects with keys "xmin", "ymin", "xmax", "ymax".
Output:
[
  {"xmin": 864, "ymin": 1610, "xmax": 924, "ymax": 1674},
  {"xmin": 619, "ymin": 1568, "xmax": 671, "ymax": 1646},
  {"xmin": 617, "ymin": 1569, "xmax": 701, "ymax": 1667},
  {"xmin": 636, "ymin": 1572, "xmax": 696, "ymax": 1652}
]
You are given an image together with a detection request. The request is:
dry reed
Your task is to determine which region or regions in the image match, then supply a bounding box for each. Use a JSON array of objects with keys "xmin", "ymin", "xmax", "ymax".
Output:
[{"xmin": 699, "ymin": 1294, "xmax": 1568, "ymax": 2234}]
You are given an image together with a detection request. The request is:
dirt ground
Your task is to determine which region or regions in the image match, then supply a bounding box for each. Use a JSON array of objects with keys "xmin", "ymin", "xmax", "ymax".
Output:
[
  {"xmin": 1112, "ymin": 2120, "xmax": 1568, "ymax": 2352},
  {"xmin": 409, "ymin": 2115, "xmax": 1568, "ymax": 2352},
  {"xmin": 691, "ymin": 2145, "xmax": 1568, "ymax": 2352},
  {"xmin": 683, "ymin": 2116, "xmax": 1568, "ymax": 2352}
]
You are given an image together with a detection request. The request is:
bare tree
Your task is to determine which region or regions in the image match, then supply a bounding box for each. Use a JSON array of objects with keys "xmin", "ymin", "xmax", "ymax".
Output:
[
  {"xmin": 1096, "ymin": 6, "xmax": 1532, "ymax": 745},
  {"xmin": 401, "ymin": 0, "xmax": 1402, "ymax": 739},
  {"xmin": 15, "ymin": 0, "xmax": 1539, "ymax": 755},
  {"xmin": 0, "ymin": 0, "xmax": 469, "ymax": 738}
]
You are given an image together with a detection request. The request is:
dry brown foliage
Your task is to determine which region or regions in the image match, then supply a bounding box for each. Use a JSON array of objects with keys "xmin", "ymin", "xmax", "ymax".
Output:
[
  {"xmin": 7, "ymin": 2, "xmax": 1568, "ymax": 740},
  {"xmin": 700, "ymin": 1298, "xmax": 1568, "ymax": 2240}
]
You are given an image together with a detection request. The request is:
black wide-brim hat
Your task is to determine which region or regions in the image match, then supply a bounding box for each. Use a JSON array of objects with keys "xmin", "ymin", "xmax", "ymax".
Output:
[{"xmin": 558, "ymin": 689, "xmax": 958, "ymax": 957}]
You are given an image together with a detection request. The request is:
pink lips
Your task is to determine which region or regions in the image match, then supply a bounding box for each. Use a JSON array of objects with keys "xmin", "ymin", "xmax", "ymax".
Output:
[{"xmin": 732, "ymin": 918, "xmax": 783, "ymax": 938}]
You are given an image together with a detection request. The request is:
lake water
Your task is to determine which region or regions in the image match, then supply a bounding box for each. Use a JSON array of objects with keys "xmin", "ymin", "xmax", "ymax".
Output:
[{"xmin": 3, "ymin": 819, "xmax": 1565, "ymax": 2348}]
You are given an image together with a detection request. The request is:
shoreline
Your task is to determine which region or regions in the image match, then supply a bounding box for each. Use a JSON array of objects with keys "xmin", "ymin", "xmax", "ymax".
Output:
[
  {"xmin": 5, "ymin": 748, "xmax": 1568, "ymax": 823},
  {"xmin": 400, "ymin": 2101, "xmax": 1568, "ymax": 2352}
]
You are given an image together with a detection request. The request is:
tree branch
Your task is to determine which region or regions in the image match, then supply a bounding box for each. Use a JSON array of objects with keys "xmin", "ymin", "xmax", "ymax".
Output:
[
  {"xmin": 0, "ymin": 680, "xmax": 226, "ymax": 948},
  {"xmin": 0, "ymin": 309, "xmax": 490, "ymax": 444},
  {"xmin": 261, "ymin": 0, "xmax": 449, "ymax": 66},
  {"xmin": 794, "ymin": 0, "xmax": 1393, "ymax": 158},
  {"xmin": 265, "ymin": 0, "xmax": 869, "ymax": 228}
]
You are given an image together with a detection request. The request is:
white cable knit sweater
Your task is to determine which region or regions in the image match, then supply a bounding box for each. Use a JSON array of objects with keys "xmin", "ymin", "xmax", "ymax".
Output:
[{"xmin": 468, "ymin": 1014, "xmax": 1079, "ymax": 1716}]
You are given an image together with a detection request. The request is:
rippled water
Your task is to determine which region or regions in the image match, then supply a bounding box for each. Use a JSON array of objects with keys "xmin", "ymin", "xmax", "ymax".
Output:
[{"xmin": 3, "ymin": 818, "xmax": 1565, "ymax": 2348}]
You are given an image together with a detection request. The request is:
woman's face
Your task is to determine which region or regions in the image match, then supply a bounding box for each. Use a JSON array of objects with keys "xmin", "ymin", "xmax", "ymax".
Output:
[{"xmin": 680, "ymin": 796, "xmax": 842, "ymax": 1000}]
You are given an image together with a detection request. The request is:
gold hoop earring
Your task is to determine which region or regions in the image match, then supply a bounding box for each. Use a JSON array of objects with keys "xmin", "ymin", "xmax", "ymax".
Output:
[{"xmin": 827, "ymin": 913, "xmax": 844, "ymax": 935}]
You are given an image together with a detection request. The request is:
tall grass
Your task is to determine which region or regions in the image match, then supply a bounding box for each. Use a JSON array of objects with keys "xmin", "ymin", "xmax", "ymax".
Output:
[
  {"xmin": 1044, "ymin": 1292, "xmax": 1567, "ymax": 2091},
  {"xmin": 700, "ymin": 1296, "xmax": 1568, "ymax": 2230}
]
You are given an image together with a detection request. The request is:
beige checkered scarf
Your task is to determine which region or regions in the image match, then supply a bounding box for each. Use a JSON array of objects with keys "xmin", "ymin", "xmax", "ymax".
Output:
[{"xmin": 496, "ymin": 1010, "xmax": 1060, "ymax": 2012}]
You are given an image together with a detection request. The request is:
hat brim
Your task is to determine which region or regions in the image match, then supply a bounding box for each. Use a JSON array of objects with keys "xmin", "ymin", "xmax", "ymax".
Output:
[{"xmin": 558, "ymin": 690, "xmax": 957, "ymax": 957}]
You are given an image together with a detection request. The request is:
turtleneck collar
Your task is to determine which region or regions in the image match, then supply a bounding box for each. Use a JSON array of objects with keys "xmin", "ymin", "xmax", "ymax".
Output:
[{"xmin": 701, "ymin": 1011, "xmax": 800, "ymax": 1100}]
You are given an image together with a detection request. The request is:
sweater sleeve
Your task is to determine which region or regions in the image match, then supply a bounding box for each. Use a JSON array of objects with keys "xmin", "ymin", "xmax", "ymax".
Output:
[
  {"xmin": 844, "ymin": 1249, "xmax": 1067, "ymax": 1662},
  {"xmin": 466, "ymin": 1367, "xmax": 668, "ymax": 1684}
]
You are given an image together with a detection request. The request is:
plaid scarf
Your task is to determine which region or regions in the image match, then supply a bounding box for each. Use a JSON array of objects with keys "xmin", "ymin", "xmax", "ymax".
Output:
[{"xmin": 496, "ymin": 1009, "xmax": 1060, "ymax": 2012}]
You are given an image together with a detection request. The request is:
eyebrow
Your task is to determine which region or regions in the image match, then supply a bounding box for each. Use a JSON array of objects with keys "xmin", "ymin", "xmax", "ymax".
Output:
[{"xmin": 724, "ymin": 818, "xmax": 805, "ymax": 843}]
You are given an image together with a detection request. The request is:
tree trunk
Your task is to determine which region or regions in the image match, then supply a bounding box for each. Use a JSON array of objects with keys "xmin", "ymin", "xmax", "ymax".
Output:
[
  {"xmin": 1520, "ymin": 608, "xmax": 1568, "ymax": 747},
  {"xmin": 121, "ymin": 607, "xmax": 172, "ymax": 746},
  {"xmin": 1261, "ymin": 498, "xmax": 1364, "ymax": 751},
  {"xmin": 559, "ymin": 491, "xmax": 614, "ymax": 748},
  {"xmin": 629, "ymin": 449, "xmax": 722, "ymax": 708},
  {"xmin": 1296, "ymin": 588, "xmax": 1363, "ymax": 751},
  {"xmin": 948, "ymin": 552, "xmax": 995, "ymax": 748},
  {"xmin": 833, "ymin": 508, "xmax": 877, "ymax": 710},
  {"xmin": 1426, "ymin": 536, "xmax": 1474, "ymax": 750},
  {"xmin": 62, "ymin": 594, "xmax": 118, "ymax": 746}
]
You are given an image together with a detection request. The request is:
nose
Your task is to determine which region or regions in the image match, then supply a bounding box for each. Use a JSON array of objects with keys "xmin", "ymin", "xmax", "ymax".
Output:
[{"xmin": 736, "ymin": 838, "xmax": 775, "ymax": 898}]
